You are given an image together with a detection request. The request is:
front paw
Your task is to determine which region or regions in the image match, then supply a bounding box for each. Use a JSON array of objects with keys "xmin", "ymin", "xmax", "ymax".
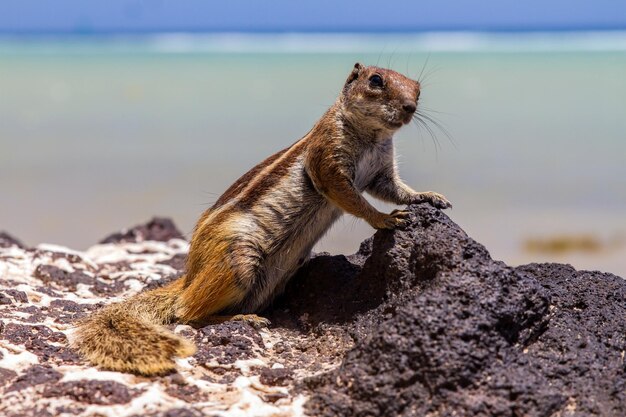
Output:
[
  {"xmin": 370, "ymin": 209, "xmax": 411, "ymax": 230},
  {"xmin": 412, "ymin": 191, "xmax": 452, "ymax": 209}
]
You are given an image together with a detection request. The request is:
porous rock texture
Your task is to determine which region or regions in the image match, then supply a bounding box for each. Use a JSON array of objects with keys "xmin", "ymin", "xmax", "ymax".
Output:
[
  {"xmin": 1, "ymin": 206, "xmax": 624, "ymax": 417},
  {"xmin": 294, "ymin": 205, "xmax": 626, "ymax": 416}
]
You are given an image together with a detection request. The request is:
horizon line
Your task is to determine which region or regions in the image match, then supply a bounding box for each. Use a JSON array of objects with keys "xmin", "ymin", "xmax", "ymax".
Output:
[{"xmin": 2, "ymin": 25, "xmax": 626, "ymax": 37}]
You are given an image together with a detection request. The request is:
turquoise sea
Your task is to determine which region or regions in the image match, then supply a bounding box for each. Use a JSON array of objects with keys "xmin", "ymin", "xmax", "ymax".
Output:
[{"xmin": 1, "ymin": 32, "xmax": 625, "ymax": 276}]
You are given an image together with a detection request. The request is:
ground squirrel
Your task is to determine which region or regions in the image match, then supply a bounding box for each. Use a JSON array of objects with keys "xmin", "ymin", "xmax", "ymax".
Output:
[{"xmin": 73, "ymin": 63, "xmax": 451, "ymax": 375}]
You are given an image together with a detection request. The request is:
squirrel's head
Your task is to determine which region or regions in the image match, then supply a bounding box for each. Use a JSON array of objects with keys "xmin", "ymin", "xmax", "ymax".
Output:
[{"xmin": 340, "ymin": 63, "xmax": 421, "ymax": 133}]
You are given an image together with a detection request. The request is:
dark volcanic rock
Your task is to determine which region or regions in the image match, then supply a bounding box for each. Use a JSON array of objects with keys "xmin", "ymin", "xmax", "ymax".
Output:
[
  {"xmin": 99, "ymin": 217, "xmax": 185, "ymax": 244},
  {"xmin": 47, "ymin": 299, "xmax": 98, "ymax": 324},
  {"xmin": 33, "ymin": 248, "xmax": 89, "ymax": 266},
  {"xmin": 136, "ymin": 409, "xmax": 205, "ymax": 417},
  {"xmin": 259, "ymin": 367, "xmax": 293, "ymax": 386},
  {"xmin": 5, "ymin": 365, "xmax": 62, "ymax": 393},
  {"xmin": 41, "ymin": 380, "xmax": 139, "ymax": 405},
  {"xmin": 0, "ymin": 292, "xmax": 13, "ymax": 305},
  {"xmin": 193, "ymin": 321, "xmax": 265, "ymax": 366},
  {"xmin": 0, "ymin": 231, "xmax": 27, "ymax": 249},
  {"xmin": 284, "ymin": 203, "xmax": 626, "ymax": 417},
  {"xmin": 33, "ymin": 265, "xmax": 95, "ymax": 290},
  {"xmin": 1, "ymin": 323, "xmax": 82, "ymax": 365},
  {"xmin": 4, "ymin": 289, "xmax": 28, "ymax": 304},
  {"xmin": 0, "ymin": 367, "xmax": 17, "ymax": 387}
]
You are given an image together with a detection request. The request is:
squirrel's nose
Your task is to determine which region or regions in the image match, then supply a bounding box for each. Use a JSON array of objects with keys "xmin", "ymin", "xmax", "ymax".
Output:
[{"xmin": 402, "ymin": 102, "xmax": 417, "ymax": 114}]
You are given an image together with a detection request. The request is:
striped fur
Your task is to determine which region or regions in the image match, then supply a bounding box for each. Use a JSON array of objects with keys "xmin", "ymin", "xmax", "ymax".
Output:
[{"xmin": 73, "ymin": 63, "xmax": 451, "ymax": 375}]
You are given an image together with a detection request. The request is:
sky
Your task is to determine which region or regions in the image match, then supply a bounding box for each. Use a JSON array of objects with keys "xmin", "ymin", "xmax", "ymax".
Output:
[{"xmin": 1, "ymin": 0, "xmax": 626, "ymax": 33}]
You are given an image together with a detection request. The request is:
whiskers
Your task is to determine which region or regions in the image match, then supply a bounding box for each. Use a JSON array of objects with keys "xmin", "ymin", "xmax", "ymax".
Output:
[
  {"xmin": 412, "ymin": 55, "xmax": 456, "ymax": 153},
  {"xmin": 416, "ymin": 54, "xmax": 443, "ymax": 89},
  {"xmin": 411, "ymin": 108, "xmax": 456, "ymax": 155}
]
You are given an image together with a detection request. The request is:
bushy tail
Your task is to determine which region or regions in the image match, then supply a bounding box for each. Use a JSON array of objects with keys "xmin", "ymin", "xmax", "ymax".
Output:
[{"xmin": 72, "ymin": 278, "xmax": 196, "ymax": 375}]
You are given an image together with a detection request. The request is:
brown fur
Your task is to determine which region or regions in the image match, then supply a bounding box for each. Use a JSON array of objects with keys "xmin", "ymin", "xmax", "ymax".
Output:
[
  {"xmin": 74, "ymin": 279, "xmax": 196, "ymax": 375},
  {"xmin": 72, "ymin": 63, "xmax": 451, "ymax": 375},
  {"xmin": 213, "ymin": 147, "xmax": 289, "ymax": 208}
]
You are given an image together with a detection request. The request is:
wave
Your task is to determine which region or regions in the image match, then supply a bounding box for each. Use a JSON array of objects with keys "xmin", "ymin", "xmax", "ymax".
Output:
[{"xmin": 2, "ymin": 31, "xmax": 626, "ymax": 54}]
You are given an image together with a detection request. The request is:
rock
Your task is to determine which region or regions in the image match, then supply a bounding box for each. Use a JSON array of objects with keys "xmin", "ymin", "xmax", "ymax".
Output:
[
  {"xmin": 5, "ymin": 365, "xmax": 62, "ymax": 393},
  {"xmin": 0, "ymin": 367, "xmax": 17, "ymax": 387},
  {"xmin": 260, "ymin": 367, "xmax": 293, "ymax": 386},
  {"xmin": 290, "ymin": 204, "xmax": 626, "ymax": 417},
  {"xmin": 99, "ymin": 217, "xmax": 185, "ymax": 244},
  {"xmin": 41, "ymin": 380, "xmax": 140, "ymax": 405},
  {"xmin": 33, "ymin": 265, "xmax": 95, "ymax": 291},
  {"xmin": 0, "ymin": 231, "xmax": 27, "ymax": 249},
  {"xmin": 1, "ymin": 208, "xmax": 624, "ymax": 417},
  {"xmin": 0, "ymin": 293, "xmax": 13, "ymax": 305}
]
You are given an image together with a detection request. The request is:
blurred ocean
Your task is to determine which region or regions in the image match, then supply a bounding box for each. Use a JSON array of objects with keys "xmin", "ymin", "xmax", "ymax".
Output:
[{"xmin": 1, "ymin": 32, "xmax": 625, "ymax": 276}]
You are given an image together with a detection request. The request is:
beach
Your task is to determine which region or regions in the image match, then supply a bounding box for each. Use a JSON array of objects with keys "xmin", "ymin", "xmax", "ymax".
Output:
[{"xmin": 1, "ymin": 32, "xmax": 625, "ymax": 276}]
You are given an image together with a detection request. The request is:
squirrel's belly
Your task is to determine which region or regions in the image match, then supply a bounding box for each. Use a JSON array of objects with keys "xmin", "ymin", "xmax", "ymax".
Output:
[
  {"xmin": 243, "ymin": 200, "xmax": 341, "ymax": 312},
  {"xmin": 237, "ymin": 165, "xmax": 342, "ymax": 312}
]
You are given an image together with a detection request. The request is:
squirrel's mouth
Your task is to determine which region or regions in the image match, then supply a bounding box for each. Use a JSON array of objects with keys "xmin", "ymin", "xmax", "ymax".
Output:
[
  {"xmin": 387, "ymin": 110, "xmax": 415, "ymax": 128},
  {"xmin": 387, "ymin": 117, "xmax": 411, "ymax": 129},
  {"xmin": 386, "ymin": 120, "xmax": 404, "ymax": 129}
]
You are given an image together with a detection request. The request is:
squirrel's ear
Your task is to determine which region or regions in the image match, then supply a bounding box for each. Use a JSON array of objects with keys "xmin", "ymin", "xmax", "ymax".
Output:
[{"xmin": 345, "ymin": 62, "xmax": 363, "ymax": 87}]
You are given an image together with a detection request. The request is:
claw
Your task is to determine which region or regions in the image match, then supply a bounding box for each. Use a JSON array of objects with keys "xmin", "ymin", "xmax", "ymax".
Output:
[
  {"xmin": 413, "ymin": 192, "xmax": 452, "ymax": 210},
  {"xmin": 372, "ymin": 208, "xmax": 414, "ymax": 230},
  {"xmin": 388, "ymin": 209, "xmax": 411, "ymax": 229},
  {"xmin": 231, "ymin": 314, "xmax": 271, "ymax": 329},
  {"xmin": 395, "ymin": 218, "xmax": 410, "ymax": 228},
  {"xmin": 391, "ymin": 209, "xmax": 411, "ymax": 218}
]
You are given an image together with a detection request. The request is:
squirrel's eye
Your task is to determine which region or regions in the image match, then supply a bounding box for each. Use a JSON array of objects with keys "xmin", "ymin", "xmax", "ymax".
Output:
[{"xmin": 369, "ymin": 74, "xmax": 384, "ymax": 88}]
